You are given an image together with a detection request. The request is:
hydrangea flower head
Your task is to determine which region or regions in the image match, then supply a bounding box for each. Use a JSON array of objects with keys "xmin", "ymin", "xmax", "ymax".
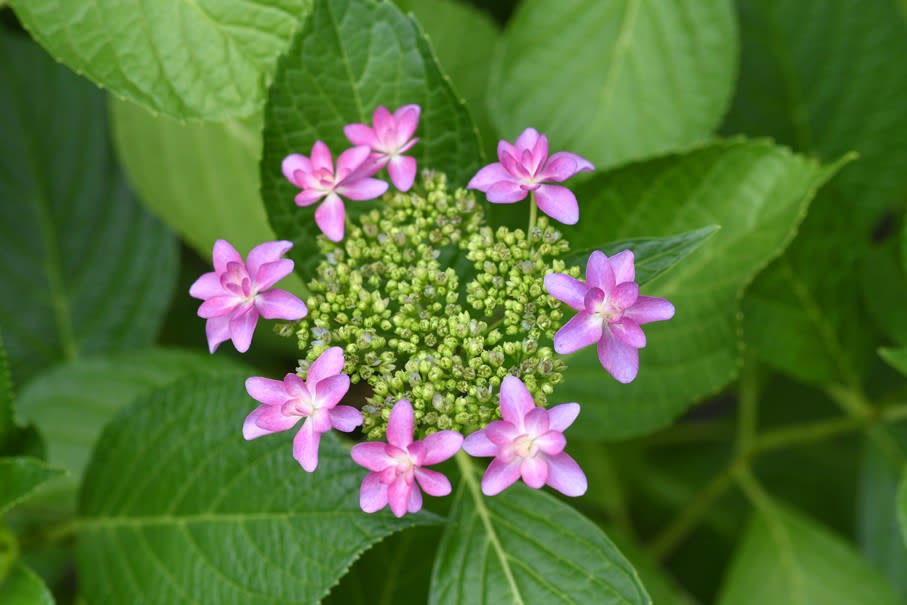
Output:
[
  {"xmin": 243, "ymin": 347, "xmax": 362, "ymax": 471},
  {"xmin": 189, "ymin": 239, "xmax": 308, "ymax": 353},
  {"xmin": 282, "ymin": 141, "xmax": 389, "ymax": 242},
  {"xmin": 344, "ymin": 104, "xmax": 421, "ymax": 192},
  {"xmin": 545, "ymin": 250, "xmax": 675, "ymax": 383},
  {"xmin": 463, "ymin": 376, "xmax": 587, "ymax": 497},
  {"xmin": 467, "ymin": 128, "xmax": 594, "ymax": 224},
  {"xmin": 351, "ymin": 400, "xmax": 463, "ymax": 517}
]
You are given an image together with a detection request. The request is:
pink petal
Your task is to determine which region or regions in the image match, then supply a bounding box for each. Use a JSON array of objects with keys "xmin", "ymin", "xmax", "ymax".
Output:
[
  {"xmin": 254, "ymin": 405, "xmax": 301, "ymax": 433},
  {"xmin": 292, "ymin": 419, "xmax": 321, "ymax": 472},
  {"xmin": 541, "ymin": 151, "xmax": 594, "ymax": 181},
  {"xmin": 613, "ymin": 282, "xmax": 639, "ymax": 309},
  {"xmin": 499, "ymin": 376, "xmax": 536, "ymax": 427},
  {"xmin": 253, "ymin": 259, "xmax": 294, "ymax": 291},
  {"xmin": 534, "ymin": 184, "xmax": 579, "ymax": 225},
  {"xmin": 609, "ymin": 250, "xmax": 635, "ymax": 284},
  {"xmin": 407, "ymin": 483, "xmax": 423, "ymax": 514},
  {"xmin": 553, "ymin": 311, "xmax": 603, "ymax": 355},
  {"xmin": 583, "ymin": 288, "xmax": 605, "ymax": 313},
  {"xmin": 485, "ymin": 420, "xmax": 519, "ymax": 446},
  {"xmin": 388, "ymin": 476, "xmax": 412, "ymax": 517},
  {"xmin": 245, "ymin": 376, "xmax": 290, "ymax": 406},
  {"xmin": 315, "ymin": 193, "xmax": 345, "ymax": 242},
  {"xmin": 515, "ymin": 128, "xmax": 541, "ymax": 151},
  {"xmin": 335, "ymin": 145, "xmax": 372, "ymax": 181},
  {"xmin": 598, "ymin": 329, "xmax": 640, "ymax": 383},
  {"xmin": 312, "ymin": 374, "xmax": 350, "ymax": 409},
  {"xmin": 372, "ymin": 106, "xmax": 394, "ymax": 142},
  {"xmin": 467, "ymin": 163, "xmax": 513, "ymax": 191},
  {"xmin": 310, "ymin": 141, "xmax": 333, "ymax": 174},
  {"xmin": 243, "ymin": 406, "xmax": 271, "ymax": 440},
  {"xmin": 393, "ymin": 104, "xmax": 421, "ymax": 142},
  {"xmin": 520, "ymin": 456, "xmax": 548, "ymax": 489},
  {"xmin": 255, "ymin": 289, "xmax": 307, "ymax": 320},
  {"xmin": 204, "ymin": 315, "xmax": 231, "ymax": 353},
  {"xmin": 359, "ymin": 472, "xmax": 389, "ymax": 513},
  {"xmin": 336, "ymin": 177, "xmax": 388, "ymax": 201},
  {"xmin": 528, "ymin": 134, "xmax": 549, "ymax": 174},
  {"xmin": 481, "ymin": 457, "xmax": 522, "ymax": 496},
  {"xmin": 344, "ymin": 123, "xmax": 379, "ymax": 147},
  {"xmin": 212, "ymin": 239, "xmax": 243, "ymax": 274},
  {"xmin": 228, "ymin": 306, "xmax": 259, "ymax": 353},
  {"xmin": 586, "ymin": 251, "xmax": 616, "ymax": 293},
  {"xmin": 523, "ymin": 408, "xmax": 550, "ymax": 437},
  {"xmin": 625, "ymin": 296, "xmax": 676, "ymax": 325},
  {"xmin": 351, "ymin": 442, "xmax": 395, "ymax": 472},
  {"xmin": 534, "ymin": 430, "xmax": 566, "ymax": 456},
  {"xmin": 189, "ymin": 272, "xmax": 223, "ymax": 299},
  {"xmin": 487, "ymin": 180, "xmax": 529, "ymax": 203},
  {"xmin": 282, "ymin": 154, "xmax": 312, "ymax": 185},
  {"xmin": 295, "ymin": 189, "xmax": 327, "ymax": 207},
  {"xmin": 417, "ymin": 431, "xmax": 464, "ymax": 465},
  {"xmin": 544, "ymin": 273, "xmax": 589, "ymax": 311},
  {"xmin": 497, "ymin": 139, "xmax": 517, "ymax": 161},
  {"xmin": 499, "ymin": 150, "xmax": 527, "ymax": 180},
  {"xmin": 307, "ymin": 347, "xmax": 345, "ymax": 384},
  {"xmin": 414, "ymin": 468, "xmax": 451, "ymax": 497},
  {"xmin": 387, "ymin": 400, "xmax": 414, "ymax": 449},
  {"xmin": 329, "ymin": 405, "xmax": 363, "ymax": 432},
  {"xmin": 547, "ymin": 403, "xmax": 580, "ymax": 433},
  {"xmin": 387, "ymin": 155, "xmax": 417, "ymax": 192},
  {"xmin": 198, "ymin": 295, "xmax": 240, "ymax": 318},
  {"xmin": 611, "ymin": 318, "xmax": 646, "ymax": 348},
  {"xmin": 462, "ymin": 429, "xmax": 498, "ymax": 457},
  {"xmin": 246, "ymin": 240, "xmax": 292, "ymax": 278},
  {"xmin": 544, "ymin": 452, "xmax": 587, "ymax": 497}
]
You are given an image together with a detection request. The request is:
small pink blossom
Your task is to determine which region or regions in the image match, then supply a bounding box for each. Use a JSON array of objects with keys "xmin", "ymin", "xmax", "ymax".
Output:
[
  {"xmin": 189, "ymin": 240, "xmax": 307, "ymax": 353},
  {"xmin": 467, "ymin": 127, "xmax": 594, "ymax": 224},
  {"xmin": 282, "ymin": 141, "xmax": 389, "ymax": 242},
  {"xmin": 545, "ymin": 250, "xmax": 675, "ymax": 383},
  {"xmin": 243, "ymin": 347, "xmax": 362, "ymax": 472},
  {"xmin": 351, "ymin": 400, "xmax": 463, "ymax": 517},
  {"xmin": 344, "ymin": 104, "xmax": 421, "ymax": 192},
  {"xmin": 463, "ymin": 376, "xmax": 587, "ymax": 497}
]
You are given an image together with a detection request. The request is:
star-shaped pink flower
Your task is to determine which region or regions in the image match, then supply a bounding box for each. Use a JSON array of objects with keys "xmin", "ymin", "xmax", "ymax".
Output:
[
  {"xmin": 344, "ymin": 104, "xmax": 421, "ymax": 192},
  {"xmin": 243, "ymin": 347, "xmax": 362, "ymax": 472},
  {"xmin": 282, "ymin": 141, "xmax": 389, "ymax": 242},
  {"xmin": 189, "ymin": 239, "xmax": 308, "ymax": 353},
  {"xmin": 467, "ymin": 127, "xmax": 594, "ymax": 224},
  {"xmin": 351, "ymin": 400, "xmax": 463, "ymax": 517},
  {"xmin": 463, "ymin": 375, "xmax": 587, "ymax": 497},
  {"xmin": 545, "ymin": 250, "xmax": 675, "ymax": 383}
]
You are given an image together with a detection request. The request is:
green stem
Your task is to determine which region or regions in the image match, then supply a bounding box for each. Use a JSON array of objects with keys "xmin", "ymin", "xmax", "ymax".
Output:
[{"xmin": 528, "ymin": 192, "xmax": 538, "ymax": 233}]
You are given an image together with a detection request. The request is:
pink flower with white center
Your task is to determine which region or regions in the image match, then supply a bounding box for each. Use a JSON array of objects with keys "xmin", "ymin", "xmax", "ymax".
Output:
[
  {"xmin": 545, "ymin": 250, "xmax": 675, "ymax": 384},
  {"xmin": 189, "ymin": 239, "xmax": 308, "ymax": 354},
  {"xmin": 282, "ymin": 141, "xmax": 389, "ymax": 242},
  {"xmin": 243, "ymin": 347, "xmax": 362, "ymax": 472},
  {"xmin": 344, "ymin": 104, "xmax": 421, "ymax": 192},
  {"xmin": 463, "ymin": 376, "xmax": 587, "ymax": 497},
  {"xmin": 351, "ymin": 400, "xmax": 463, "ymax": 518},
  {"xmin": 467, "ymin": 127, "xmax": 594, "ymax": 225}
]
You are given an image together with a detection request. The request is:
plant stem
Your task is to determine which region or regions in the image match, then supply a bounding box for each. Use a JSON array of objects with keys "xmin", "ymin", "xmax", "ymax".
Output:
[{"xmin": 528, "ymin": 192, "xmax": 538, "ymax": 233}]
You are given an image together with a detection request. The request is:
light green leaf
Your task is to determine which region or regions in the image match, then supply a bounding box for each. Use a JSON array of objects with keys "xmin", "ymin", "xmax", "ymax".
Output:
[
  {"xmin": 718, "ymin": 504, "xmax": 901, "ymax": 605},
  {"xmin": 556, "ymin": 141, "xmax": 839, "ymax": 439},
  {"xmin": 488, "ymin": 0, "xmax": 737, "ymax": 169},
  {"xmin": 429, "ymin": 456, "xmax": 650, "ymax": 605},
  {"xmin": 0, "ymin": 457, "xmax": 65, "ymax": 514},
  {"xmin": 9, "ymin": 0, "xmax": 310, "ymax": 119},
  {"xmin": 260, "ymin": 0, "xmax": 481, "ymax": 279},
  {"xmin": 567, "ymin": 225, "xmax": 720, "ymax": 286},
  {"xmin": 0, "ymin": 563, "xmax": 55, "ymax": 605},
  {"xmin": 77, "ymin": 372, "xmax": 431, "ymax": 604},
  {"xmin": 0, "ymin": 33, "xmax": 178, "ymax": 385},
  {"xmin": 879, "ymin": 348, "xmax": 907, "ymax": 378}
]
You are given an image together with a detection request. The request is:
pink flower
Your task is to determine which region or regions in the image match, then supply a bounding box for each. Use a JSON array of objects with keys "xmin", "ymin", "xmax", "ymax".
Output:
[
  {"xmin": 243, "ymin": 347, "xmax": 362, "ymax": 472},
  {"xmin": 467, "ymin": 128, "xmax": 594, "ymax": 225},
  {"xmin": 189, "ymin": 240, "xmax": 308, "ymax": 353},
  {"xmin": 282, "ymin": 141, "xmax": 389, "ymax": 242},
  {"xmin": 545, "ymin": 250, "xmax": 675, "ymax": 383},
  {"xmin": 351, "ymin": 400, "xmax": 463, "ymax": 517},
  {"xmin": 463, "ymin": 376, "xmax": 587, "ymax": 497},
  {"xmin": 344, "ymin": 104, "xmax": 421, "ymax": 192}
]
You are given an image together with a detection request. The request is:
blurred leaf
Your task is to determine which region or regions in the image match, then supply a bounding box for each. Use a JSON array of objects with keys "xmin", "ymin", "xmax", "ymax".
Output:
[
  {"xmin": 567, "ymin": 225, "xmax": 720, "ymax": 287},
  {"xmin": 429, "ymin": 462, "xmax": 650, "ymax": 605},
  {"xmin": 610, "ymin": 533, "xmax": 700, "ymax": 605},
  {"xmin": 718, "ymin": 504, "xmax": 900, "ymax": 605},
  {"xmin": 880, "ymin": 348, "xmax": 907, "ymax": 378},
  {"xmin": 77, "ymin": 373, "xmax": 431, "ymax": 604},
  {"xmin": 0, "ymin": 563, "xmax": 55, "ymax": 605},
  {"xmin": 556, "ymin": 141, "xmax": 839, "ymax": 439},
  {"xmin": 863, "ymin": 241, "xmax": 907, "ymax": 347},
  {"xmin": 0, "ymin": 33, "xmax": 178, "ymax": 385},
  {"xmin": 8, "ymin": 0, "xmax": 310, "ymax": 119},
  {"xmin": 899, "ymin": 467, "xmax": 907, "ymax": 548},
  {"xmin": 0, "ymin": 333, "xmax": 13, "ymax": 451},
  {"xmin": 0, "ymin": 458, "xmax": 64, "ymax": 514},
  {"xmin": 260, "ymin": 0, "xmax": 481, "ymax": 280},
  {"xmin": 488, "ymin": 0, "xmax": 737, "ymax": 169}
]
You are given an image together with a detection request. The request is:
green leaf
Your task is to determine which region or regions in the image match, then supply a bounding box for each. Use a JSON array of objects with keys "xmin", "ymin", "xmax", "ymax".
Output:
[
  {"xmin": 0, "ymin": 457, "xmax": 65, "ymax": 514},
  {"xmin": 77, "ymin": 372, "xmax": 431, "ymax": 604},
  {"xmin": 9, "ymin": 0, "xmax": 310, "ymax": 119},
  {"xmin": 429, "ymin": 456, "xmax": 650, "ymax": 605},
  {"xmin": 488, "ymin": 0, "xmax": 737, "ymax": 169},
  {"xmin": 718, "ymin": 504, "xmax": 901, "ymax": 605},
  {"xmin": 608, "ymin": 533, "xmax": 700, "ymax": 605},
  {"xmin": 0, "ymin": 333, "xmax": 13, "ymax": 451},
  {"xmin": 863, "ymin": 241, "xmax": 907, "ymax": 347},
  {"xmin": 567, "ymin": 225, "xmax": 720, "ymax": 287},
  {"xmin": 556, "ymin": 141, "xmax": 839, "ymax": 439},
  {"xmin": 879, "ymin": 348, "xmax": 907, "ymax": 378},
  {"xmin": 0, "ymin": 563, "xmax": 55, "ymax": 605},
  {"xmin": 0, "ymin": 33, "xmax": 178, "ymax": 385},
  {"xmin": 899, "ymin": 467, "xmax": 907, "ymax": 549},
  {"xmin": 260, "ymin": 0, "xmax": 482, "ymax": 279}
]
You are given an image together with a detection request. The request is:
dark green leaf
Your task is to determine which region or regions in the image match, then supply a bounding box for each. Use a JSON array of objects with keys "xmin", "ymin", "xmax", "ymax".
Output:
[
  {"xmin": 0, "ymin": 333, "xmax": 13, "ymax": 451},
  {"xmin": 77, "ymin": 372, "xmax": 431, "ymax": 604},
  {"xmin": 899, "ymin": 467, "xmax": 907, "ymax": 549},
  {"xmin": 0, "ymin": 33, "xmax": 178, "ymax": 384},
  {"xmin": 863, "ymin": 242, "xmax": 907, "ymax": 347},
  {"xmin": 879, "ymin": 348, "xmax": 907, "ymax": 378},
  {"xmin": 0, "ymin": 457, "xmax": 65, "ymax": 514},
  {"xmin": 260, "ymin": 0, "xmax": 481, "ymax": 280},
  {"xmin": 0, "ymin": 563, "xmax": 55, "ymax": 605}
]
